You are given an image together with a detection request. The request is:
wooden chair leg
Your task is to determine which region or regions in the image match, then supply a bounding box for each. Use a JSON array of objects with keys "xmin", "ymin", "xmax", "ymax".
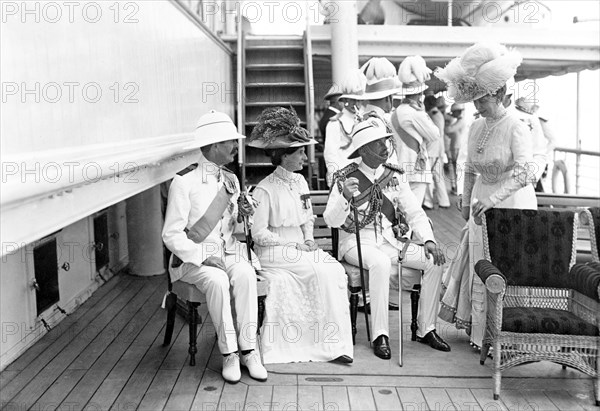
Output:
[
  {"xmin": 163, "ymin": 292, "xmax": 177, "ymax": 347},
  {"xmin": 188, "ymin": 301, "xmax": 200, "ymax": 366},
  {"xmin": 480, "ymin": 343, "xmax": 491, "ymax": 365},
  {"xmin": 349, "ymin": 291, "xmax": 359, "ymax": 345},
  {"xmin": 410, "ymin": 284, "xmax": 421, "ymax": 341}
]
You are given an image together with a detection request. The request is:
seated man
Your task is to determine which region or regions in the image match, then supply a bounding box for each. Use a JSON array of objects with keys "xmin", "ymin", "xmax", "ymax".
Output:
[
  {"xmin": 324, "ymin": 116, "xmax": 451, "ymax": 360},
  {"xmin": 162, "ymin": 110, "xmax": 267, "ymax": 384}
]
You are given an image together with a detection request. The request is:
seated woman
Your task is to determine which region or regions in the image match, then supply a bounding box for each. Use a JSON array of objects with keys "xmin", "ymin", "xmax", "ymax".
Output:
[{"xmin": 248, "ymin": 107, "xmax": 353, "ymax": 364}]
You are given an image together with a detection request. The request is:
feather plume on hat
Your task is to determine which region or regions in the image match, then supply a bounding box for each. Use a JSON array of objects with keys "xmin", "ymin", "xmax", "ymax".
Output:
[
  {"xmin": 398, "ymin": 55, "xmax": 432, "ymax": 95},
  {"xmin": 435, "ymin": 42, "xmax": 522, "ymax": 103},
  {"xmin": 398, "ymin": 56, "xmax": 431, "ymax": 85},
  {"xmin": 360, "ymin": 57, "xmax": 397, "ymax": 84},
  {"xmin": 356, "ymin": 57, "xmax": 402, "ymax": 100},
  {"xmin": 338, "ymin": 69, "xmax": 367, "ymax": 99},
  {"xmin": 247, "ymin": 107, "xmax": 315, "ymax": 149}
]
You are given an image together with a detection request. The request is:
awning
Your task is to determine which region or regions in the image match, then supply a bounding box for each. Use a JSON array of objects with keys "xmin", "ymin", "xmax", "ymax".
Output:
[{"xmin": 310, "ymin": 24, "xmax": 599, "ymax": 93}]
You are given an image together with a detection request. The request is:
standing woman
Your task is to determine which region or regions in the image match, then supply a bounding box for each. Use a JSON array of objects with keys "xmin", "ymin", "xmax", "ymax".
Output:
[
  {"xmin": 435, "ymin": 43, "xmax": 538, "ymax": 348},
  {"xmin": 248, "ymin": 107, "xmax": 354, "ymax": 364}
]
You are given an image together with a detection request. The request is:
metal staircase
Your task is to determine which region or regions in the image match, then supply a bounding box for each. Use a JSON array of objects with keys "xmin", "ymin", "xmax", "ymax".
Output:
[{"xmin": 236, "ymin": 31, "xmax": 316, "ymax": 188}]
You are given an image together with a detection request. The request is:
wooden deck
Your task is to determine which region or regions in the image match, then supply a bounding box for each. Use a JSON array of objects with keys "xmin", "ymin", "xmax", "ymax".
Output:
[{"xmin": 1, "ymin": 202, "xmax": 599, "ymax": 411}]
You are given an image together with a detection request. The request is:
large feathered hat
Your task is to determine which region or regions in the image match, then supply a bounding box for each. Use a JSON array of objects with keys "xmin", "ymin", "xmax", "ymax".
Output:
[
  {"xmin": 434, "ymin": 42, "xmax": 522, "ymax": 103},
  {"xmin": 355, "ymin": 57, "xmax": 403, "ymax": 100},
  {"xmin": 247, "ymin": 107, "xmax": 316, "ymax": 149},
  {"xmin": 397, "ymin": 55, "xmax": 431, "ymax": 95}
]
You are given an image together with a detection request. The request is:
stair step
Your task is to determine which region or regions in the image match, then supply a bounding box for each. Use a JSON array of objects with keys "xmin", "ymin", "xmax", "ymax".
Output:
[
  {"xmin": 246, "ymin": 45, "xmax": 303, "ymax": 51},
  {"xmin": 246, "ymin": 82, "xmax": 305, "ymax": 87},
  {"xmin": 246, "ymin": 63, "xmax": 304, "ymax": 70},
  {"xmin": 245, "ymin": 101, "xmax": 306, "ymax": 107}
]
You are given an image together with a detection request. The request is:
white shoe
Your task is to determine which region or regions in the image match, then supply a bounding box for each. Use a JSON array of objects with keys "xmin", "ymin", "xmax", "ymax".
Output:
[
  {"xmin": 241, "ymin": 351, "xmax": 268, "ymax": 381},
  {"xmin": 222, "ymin": 353, "xmax": 241, "ymax": 384}
]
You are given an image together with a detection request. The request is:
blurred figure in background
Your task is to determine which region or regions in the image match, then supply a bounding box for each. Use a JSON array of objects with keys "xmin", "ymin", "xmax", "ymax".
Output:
[
  {"xmin": 391, "ymin": 55, "xmax": 438, "ymax": 205},
  {"xmin": 318, "ymin": 85, "xmax": 344, "ymax": 142},
  {"xmin": 513, "ymin": 96, "xmax": 548, "ymax": 192},
  {"xmin": 533, "ymin": 105, "xmax": 557, "ymax": 191},
  {"xmin": 323, "ymin": 70, "xmax": 367, "ymax": 186},
  {"xmin": 444, "ymin": 103, "xmax": 470, "ymax": 195},
  {"xmin": 423, "ymin": 95, "xmax": 451, "ymax": 209}
]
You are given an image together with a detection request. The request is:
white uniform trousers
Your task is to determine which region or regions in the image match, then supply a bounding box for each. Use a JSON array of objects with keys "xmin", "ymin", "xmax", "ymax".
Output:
[
  {"xmin": 344, "ymin": 240, "xmax": 442, "ymax": 341},
  {"xmin": 408, "ymin": 181, "xmax": 429, "ymax": 206},
  {"xmin": 423, "ymin": 157, "xmax": 451, "ymax": 209},
  {"xmin": 178, "ymin": 253, "xmax": 258, "ymax": 354}
]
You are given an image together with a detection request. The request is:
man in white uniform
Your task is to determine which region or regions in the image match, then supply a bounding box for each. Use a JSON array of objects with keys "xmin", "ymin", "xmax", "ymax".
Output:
[
  {"xmin": 392, "ymin": 56, "xmax": 438, "ymax": 205},
  {"xmin": 324, "ymin": 117, "xmax": 451, "ymax": 360},
  {"xmin": 162, "ymin": 111, "xmax": 267, "ymax": 384}
]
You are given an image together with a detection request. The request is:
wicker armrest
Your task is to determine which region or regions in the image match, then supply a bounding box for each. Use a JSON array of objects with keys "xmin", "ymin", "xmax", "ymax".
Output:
[
  {"xmin": 474, "ymin": 260, "xmax": 506, "ymax": 294},
  {"xmin": 569, "ymin": 262, "xmax": 600, "ymax": 302}
]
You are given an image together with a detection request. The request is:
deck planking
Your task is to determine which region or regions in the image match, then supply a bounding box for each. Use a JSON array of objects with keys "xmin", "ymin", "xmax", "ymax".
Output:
[{"xmin": 1, "ymin": 207, "xmax": 599, "ymax": 411}]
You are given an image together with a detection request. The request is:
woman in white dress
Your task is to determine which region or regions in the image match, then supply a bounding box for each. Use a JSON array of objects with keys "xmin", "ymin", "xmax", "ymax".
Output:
[
  {"xmin": 248, "ymin": 107, "xmax": 354, "ymax": 364},
  {"xmin": 435, "ymin": 43, "xmax": 538, "ymax": 347}
]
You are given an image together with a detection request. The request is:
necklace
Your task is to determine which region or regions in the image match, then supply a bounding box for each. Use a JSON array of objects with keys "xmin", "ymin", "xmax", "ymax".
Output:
[
  {"xmin": 476, "ymin": 110, "xmax": 508, "ymax": 153},
  {"xmin": 274, "ymin": 167, "xmax": 300, "ymax": 191}
]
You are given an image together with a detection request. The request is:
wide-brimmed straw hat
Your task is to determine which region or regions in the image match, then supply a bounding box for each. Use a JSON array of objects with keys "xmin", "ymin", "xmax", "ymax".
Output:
[
  {"xmin": 347, "ymin": 117, "xmax": 392, "ymax": 159},
  {"xmin": 434, "ymin": 42, "xmax": 522, "ymax": 103},
  {"xmin": 355, "ymin": 57, "xmax": 403, "ymax": 100},
  {"xmin": 195, "ymin": 110, "xmax": 245, "ymax": 146},
  {"xmin": 247, "ymin": 107, "xmax": 316, "ymax": 149},
  {"xmin": 324, "ymin": 84, "xmax": 343, "ymax": 101},
  {"xmin": 397, "ymin": 56, "xmax": 431, "ymax": 96}
]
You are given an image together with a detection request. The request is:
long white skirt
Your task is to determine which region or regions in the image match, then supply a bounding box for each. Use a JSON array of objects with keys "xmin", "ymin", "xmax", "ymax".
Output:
[
  {"xmin": 469, "ymin": 177, "xmax": 537, "ymax": 346},
  {"xmin": 255, "ymin": 245, "xmax": 354, "ymax": 364}
]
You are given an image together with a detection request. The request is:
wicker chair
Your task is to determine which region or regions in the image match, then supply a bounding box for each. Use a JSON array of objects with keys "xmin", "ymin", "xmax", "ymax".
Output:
[
  {"xmin": 475, "ymin": 208, "xmax": 600, "ymax": 405},
  {"xmin": 581, "ymin": 207, "xmax": 599, "ymax": 262}
]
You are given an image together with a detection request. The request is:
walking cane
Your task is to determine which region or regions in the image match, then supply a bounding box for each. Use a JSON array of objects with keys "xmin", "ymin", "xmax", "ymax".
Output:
[
  {"xmin": 397, "ymin": 239, "xmax": 411, "ymax": 367},
  {"xmin": 352, "ymin": 195, "xmax": 371, "ymax": 344},
  {"xmin": 239, "ymin": 189, "xmax": 266, "ymax": 360}
]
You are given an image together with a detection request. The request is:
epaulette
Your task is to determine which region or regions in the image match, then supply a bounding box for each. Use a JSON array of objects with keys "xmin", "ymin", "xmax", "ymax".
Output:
[
  {"xmin": 383, "ymin": 163, "xmax": 404, "ymax": 174},
  {"xmin": 177, "ymin": 163, "xmax": 198, "ymax": 176},
  {"xmin": 220, "ymin": 166, "xmax": 240, "ymax": 192}
]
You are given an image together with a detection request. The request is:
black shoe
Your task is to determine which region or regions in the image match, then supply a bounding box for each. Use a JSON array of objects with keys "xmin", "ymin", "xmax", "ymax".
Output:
[
  {"xmin": 416, "ymin": 330, "xmax": 451, "ymax": 352},
  {"xmin": 373, "ymin": 335, "xmax": 391, "ymax": 359},
  {"xmin": 332, "ymin": 355, "xmax": 353, "ymax": 364}
]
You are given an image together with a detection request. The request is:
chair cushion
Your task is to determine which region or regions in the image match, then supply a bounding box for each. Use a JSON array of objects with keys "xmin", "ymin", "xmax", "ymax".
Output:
[
  {"xmin": 484, "ymin": 209, "xmax": 575, "ymax": 289},
  {"xmin": 502, "ymin": 307, "xmax": 599, "ymax": 336},
  {"xmin": 172, "ymin": 281, "xmax": 205, "ymax": 302}
]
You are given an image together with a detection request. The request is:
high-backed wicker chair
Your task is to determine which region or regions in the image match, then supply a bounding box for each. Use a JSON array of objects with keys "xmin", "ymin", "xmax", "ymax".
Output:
[
  {"xmin": 475, "ymin": 208, "xmax": 600, "ymax": 405},
  {"xmin": 582, "ymin": 207, "xmax": 599, "ymax": 262}
]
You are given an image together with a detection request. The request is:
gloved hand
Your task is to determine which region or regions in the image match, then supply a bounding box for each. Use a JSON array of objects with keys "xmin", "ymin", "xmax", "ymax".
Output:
[{"xmin": 237, "ymin": 191, "xmax": 257, "ymax": 223}]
